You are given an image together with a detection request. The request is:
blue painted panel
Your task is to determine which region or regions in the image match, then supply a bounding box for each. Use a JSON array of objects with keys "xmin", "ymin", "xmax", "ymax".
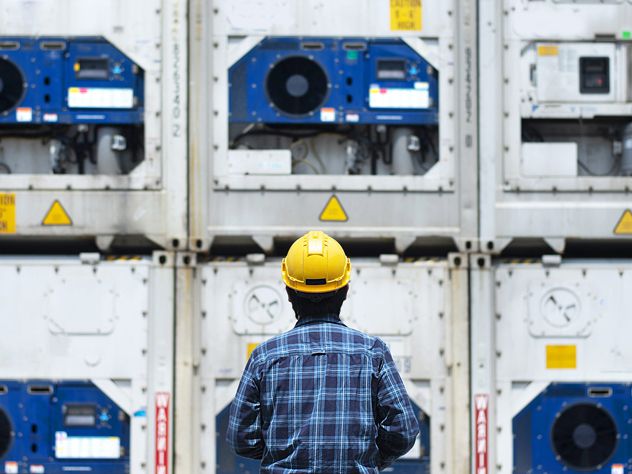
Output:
[
  {"xmin": 0, "ymin": 37, "xmax": 143, "ymax": 124},
  {"xmin": 513, "ymin": 382, "xmax": 632, "ymax": 473},
  {"xmin": 0, "ymin": 380, "xmax": 130, "ymax": 474},
  {"xmin": 229, "ymin": 37, "xmax": 438, "ymax": 126}
]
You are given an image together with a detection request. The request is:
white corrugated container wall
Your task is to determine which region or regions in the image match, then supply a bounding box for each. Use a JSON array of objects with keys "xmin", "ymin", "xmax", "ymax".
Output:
[
  {"xmin": 470, "ymin": 254, "xmax": 632, "ymax": 474},
  {"xmin": 0, "ymin": 0, "xmax": 187, "ymax": 251},
  {"xmin": 174, "ymin": 255, "xmax": 470, "ymax": 474},
  {"xmin": 0, "ymin": 253, "xmax": 175, "ymax": 474},
  {"xmin": 479, "ymin": 0, "xmax": 632, "ymax": 254},
  {"xmin": 188, "ymin": 0, "xmax": 478, "ymax": 254}
]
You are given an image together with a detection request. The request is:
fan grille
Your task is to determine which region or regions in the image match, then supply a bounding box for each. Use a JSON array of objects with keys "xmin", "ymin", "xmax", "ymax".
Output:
[
  {"xmin": 0, "ymin": 58, "xmax": 24, "ymax": 113},
  {"xmin": 266, "ymin": 56, "xmax": 328, "ymax": 116},
  {"xmin": 551, "ymin": 403, "xmax": 617, "ymax": 470},
  {"xmin": 0, "ymin": 407, "xmax": 12, "ymax": 458}
]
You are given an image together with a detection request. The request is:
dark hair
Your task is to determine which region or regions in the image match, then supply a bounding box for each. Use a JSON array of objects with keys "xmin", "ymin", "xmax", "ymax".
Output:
[{"xmin": 286, "ymin": 285, "xmax": 349, "ymax": 319}]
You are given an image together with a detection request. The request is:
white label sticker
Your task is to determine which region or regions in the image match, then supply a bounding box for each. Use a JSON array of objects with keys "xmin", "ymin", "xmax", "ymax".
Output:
[
  {"xmin": 320, "ymin": 107, "xmax": 336, "ymax": 122},
  {"xmin": 67, "ymin": 87, "xmax": 134, "ymax": 109},
  {"xmin": 43, "ymin": 113, "xmax": 58, "ymax": 123},
  {"xmin": 345, "ymin": 113, "xmax": 359, "ymax": 123},
  {"xmin": 5, "ymin": 461, "xmax": 18, "ymax": 474},
  {"xmin": 55, "ymin": 432, "xmax": 121, "ymax": 459},
  {"xmin": 369, "ymin": 83, "xmax": 430, "ymax": 109},
  {"xmin": 16, "ymin": 107, "xmax": 32, "ymax": 122},
  {"xmin": 29, "ymin": 465, "xmax": 44, "ymax": 474},
  {"xmin": 612, "ymin": 464, "xmax": 624, "ymax": 474}
]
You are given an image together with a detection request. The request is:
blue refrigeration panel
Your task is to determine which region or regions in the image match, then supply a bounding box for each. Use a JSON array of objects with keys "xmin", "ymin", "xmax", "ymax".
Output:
[
  {"xmin": 0, "ymin": 380, "xmax": 130, "ymax": 474},
  {"xmin": 513, "ymin": 383, "xmax": 632, "ymax": 474},
  {"xmin": 229, "ymin": 37, "xmax": 438, "ymax": 126},
  {"xmin": 0, "ymin": 37, "xmax": 143, "ymax": 124}
]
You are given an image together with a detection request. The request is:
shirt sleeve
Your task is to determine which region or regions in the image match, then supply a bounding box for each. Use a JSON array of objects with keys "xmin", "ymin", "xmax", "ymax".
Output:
[
  {"xmin": 226, "ymin": 355, "xmax": 264, "ymax": 459},
  {"xmin": 374, "ymin": 343, "xmax": 420, "ymax": 470}
]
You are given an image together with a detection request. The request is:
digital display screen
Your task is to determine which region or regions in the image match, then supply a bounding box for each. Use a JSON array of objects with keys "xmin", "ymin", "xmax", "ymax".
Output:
[
  {"xmin": 579, "ymin": 57, "xmax": 609, "ymax": 94},
  {"xmin": 75, "ymin": 58, "xmax": 109, "ymax": 80},
  {"xmin": 64, "ymin": 404, "xmax": 97, "ymax": 427},
  {"xmin": 377, "ymin": 59, "xmax": 407, "ymax": 80}
]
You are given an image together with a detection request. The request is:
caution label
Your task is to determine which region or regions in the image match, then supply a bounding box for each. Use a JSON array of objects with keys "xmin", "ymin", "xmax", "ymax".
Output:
[
  {"xmin": 537, "ymin": 44, "xmax": 559, "ymax": 56},
  {"xmin": 319, "ymin": 195, "xmax": 348, "ymax": 222},
  {"xmin": 546, "ymin": 344, "xmax": 576, "ymax": 369},
  {"xmin": 614, "ymin": 209, "xmax": 632, "ymax": 235},
  {"xmin": 390, "ymin": 0, "xmax": 422, "ymax": 31},
  {"xmin": 0, "ymin": 193, "xmax": 16, "ymax": 234},
  {"xmin": 42, "ymin": 200, "xmax": 73, "ymax": 226}
]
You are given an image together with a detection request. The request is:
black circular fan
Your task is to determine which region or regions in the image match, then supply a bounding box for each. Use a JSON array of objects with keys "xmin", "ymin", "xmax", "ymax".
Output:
[
  {"xmin": 0, "ymin": 58, "xmax": 24, "ymax": 113},
  {"xmin": 551, "ymin": 403, "xmax": 617, "ymax": 470},
  {"xmin": 266, "ymin": 56, "xmax": 328, "ymax": 116},
  {"xmin": 0, "ymin": 408, "xmax": 12, "ymax": 458}
]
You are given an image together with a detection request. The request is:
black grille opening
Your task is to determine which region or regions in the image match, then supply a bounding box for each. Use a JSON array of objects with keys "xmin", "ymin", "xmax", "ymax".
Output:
[
  {"xmin": 0, "ymin": 58, "xmax": 24, "ymax": 113},
  {"xmin": 266, "ymin": 56, "xmax": 328, "ymax": 116},
  {"xmin": 552, "ymin": 403, "xmax": 617, "ymax": 470},
  {"xmin": 0, "ymin": 408, "xmax": 12, "ymax": 458}
]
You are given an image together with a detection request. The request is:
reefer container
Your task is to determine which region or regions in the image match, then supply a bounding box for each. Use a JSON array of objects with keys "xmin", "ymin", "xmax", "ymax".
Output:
[
  {"xmin": 471, "ymin": 255, "xmax": 632, "ymax": 474},
  {"xmin": 174, "ymin": 255, "xmax": 469, "ymax": 473},
  {"xmin": 0, "ymin": 0, "xmax": 187, "ymax": 250},
  {"xmin": 480, "ymin": 0, "xmax": 632, "ymax": 253},
  {"xmin": 0, "ymin": 253, "xmax": 175, "ymax": 474},
  {"xmin": 188, "ymin": 0, "xmax": 478, "ymax": 253}
]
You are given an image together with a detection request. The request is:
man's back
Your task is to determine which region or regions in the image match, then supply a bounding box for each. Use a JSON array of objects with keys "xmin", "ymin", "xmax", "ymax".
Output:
[{"xmin": 227, "ymin": 314, "xmax": 420, "ymax": 473}]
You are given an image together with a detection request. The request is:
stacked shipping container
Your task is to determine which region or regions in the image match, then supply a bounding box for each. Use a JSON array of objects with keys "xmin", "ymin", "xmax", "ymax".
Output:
[
  {"xmin": 475, "ymin": 1, "xmax": 632, "ymax": 473},
  {"xmin": 0, "ymin": 0, "xmax": 186, "ymax": 472}
]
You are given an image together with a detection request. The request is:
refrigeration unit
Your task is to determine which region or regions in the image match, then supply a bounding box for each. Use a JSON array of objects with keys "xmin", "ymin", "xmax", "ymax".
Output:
[
  {"xmin": 228, "ymin": 36, "xmax": 439, "ymax": 177},
  {"xmin": 0, "ymin": 37, "xmax": 144, "ymax": 176},
  {"xmin": 0, "ymin": 381, "xmax": 130, "ymax": 474}
]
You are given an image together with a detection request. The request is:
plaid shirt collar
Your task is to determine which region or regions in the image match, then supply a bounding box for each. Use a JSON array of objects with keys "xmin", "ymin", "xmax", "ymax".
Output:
[{"xmin": 294, "ymin": 313, "xmax": 346, "ymax": 328}]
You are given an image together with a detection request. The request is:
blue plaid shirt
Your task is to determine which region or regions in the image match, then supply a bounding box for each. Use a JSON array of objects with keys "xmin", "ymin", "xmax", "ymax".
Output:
[{"xmin": 226, "ymin": 314, "xmax": 420, "ymax": 473}]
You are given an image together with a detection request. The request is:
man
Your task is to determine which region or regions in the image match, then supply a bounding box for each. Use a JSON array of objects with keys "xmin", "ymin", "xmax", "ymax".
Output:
[{"xmin": 227, "ymin": 230, "xmax": 420, "ymax": 472}]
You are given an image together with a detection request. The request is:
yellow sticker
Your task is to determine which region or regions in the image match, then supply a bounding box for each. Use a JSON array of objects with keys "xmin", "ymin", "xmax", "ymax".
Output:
[
  {"xmin": 247, "ymin": 343, "xmax": 259, "ymax": 359},
  {"xmin": 614, "ymin": 209, "xmax": 632, "ymax": 235},
  {"xmin": 0, "ymin": 193, "xmax": 16, "ymax": 234},
  {"xmin": 42, "ymin": 200, "xmax": 72, "ymax": 226},
  {"xmin": 546, "ymin": 345, "xmax": 576, "ymax": 369},
  {"xmin": 319, "ymin": 195, "xmax": 348, "ymax": 222},
  {"xmin": 537, "ymin": 45, "xmax": 559, "ymax": 56},
  {"xmin": 390, "ymin": 0, "xmax": 422, "ymax": 31}
]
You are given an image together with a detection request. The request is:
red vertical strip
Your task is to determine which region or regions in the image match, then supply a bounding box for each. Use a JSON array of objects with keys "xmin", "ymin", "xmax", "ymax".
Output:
[
  {"xmin": 474, "ymin": 394, "xmax": 489, "ymax": 474},
  {"xmin": 155, "ymin": 392, "xmax": 170, "ymax": 474}
]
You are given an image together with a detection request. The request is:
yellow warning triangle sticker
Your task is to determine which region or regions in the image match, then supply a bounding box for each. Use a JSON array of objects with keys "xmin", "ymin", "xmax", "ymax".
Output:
[
  {"xmin": 42, "ymin": 200, "xmax": 72, "ymax": 226},
  {"xmin": 319, "ymin": 195, "xmax": 348, "ymax": 222},
  {"xmin": 614, "ymin": 209, "xmax": 632, "ymax": 235}
]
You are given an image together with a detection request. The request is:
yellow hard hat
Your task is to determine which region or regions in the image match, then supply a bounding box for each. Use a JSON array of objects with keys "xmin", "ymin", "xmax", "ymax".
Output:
[{"xmin": 281, "ymin": 231, "xmax": 351, "ymax": 293}]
